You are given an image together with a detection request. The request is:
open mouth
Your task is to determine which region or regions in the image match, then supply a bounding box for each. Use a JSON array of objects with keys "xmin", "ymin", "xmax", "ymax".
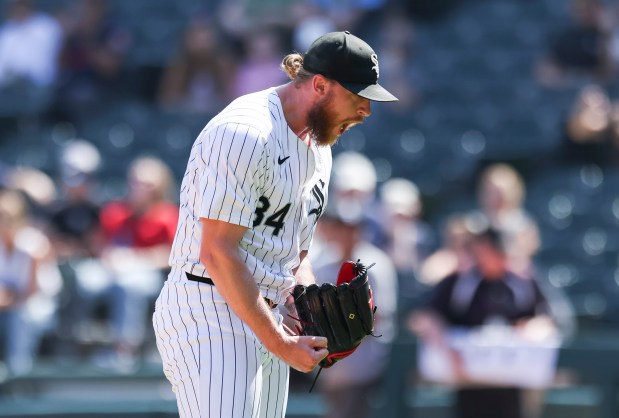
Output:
[{"xmin": 338, "ymin": 118, "xmax": 365, "ymax": 135}]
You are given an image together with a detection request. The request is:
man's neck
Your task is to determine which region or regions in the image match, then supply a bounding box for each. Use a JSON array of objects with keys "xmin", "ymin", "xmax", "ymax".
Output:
[{"xmin": 276, "ymin": 83, "xmax": 313, "ymax": 143}]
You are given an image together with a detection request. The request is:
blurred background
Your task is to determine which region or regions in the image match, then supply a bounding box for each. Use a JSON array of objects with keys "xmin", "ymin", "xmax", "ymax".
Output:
[{"xmin": 1, "ymin": 0, "xmax": 619, "ymax": 417}]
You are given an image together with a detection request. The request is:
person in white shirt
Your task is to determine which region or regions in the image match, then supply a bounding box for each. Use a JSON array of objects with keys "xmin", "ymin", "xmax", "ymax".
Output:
[{"xmin": 0, "ymin": 0, "xmax": 63, "ymax": 87}]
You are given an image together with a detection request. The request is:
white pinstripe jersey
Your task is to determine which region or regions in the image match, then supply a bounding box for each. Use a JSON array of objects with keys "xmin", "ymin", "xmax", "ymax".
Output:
[{"xmin": 168, "ymin": 87, "xmax": 332, "ymax": 304}]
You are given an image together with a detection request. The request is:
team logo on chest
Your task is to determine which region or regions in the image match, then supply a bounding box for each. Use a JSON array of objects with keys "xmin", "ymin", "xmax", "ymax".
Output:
[{"xmin": 309, "ymin": 179, "xmax": 326, "ymax": 218}]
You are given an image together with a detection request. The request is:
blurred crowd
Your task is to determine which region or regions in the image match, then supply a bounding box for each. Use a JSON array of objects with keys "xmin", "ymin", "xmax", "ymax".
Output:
[
  {"xmin": 0, "ymin": 140, "xmax": 178, "ymax": 373},
  {"xmin": 0, "ymin": 0, "xmax": 424, "ymax": 125},
  {"xmin": 0, "ymin": 0, "xmax": 425, "ymax": 373},
  {"xmin": 1, "ymin": 0, "xmax": 619, "ymax": 417},
  {"xmin": 536, "ymin": 0, "xmax": 619, "ymax": 167}
]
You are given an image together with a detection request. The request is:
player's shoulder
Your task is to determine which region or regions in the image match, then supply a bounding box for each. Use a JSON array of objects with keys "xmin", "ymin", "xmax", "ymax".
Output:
[{"xmin": 209, "ymin": 88, "xmax": 284, "ymax": 137}]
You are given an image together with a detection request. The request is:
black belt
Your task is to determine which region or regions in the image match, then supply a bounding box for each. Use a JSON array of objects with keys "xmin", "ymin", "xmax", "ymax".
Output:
[{"xmin": 185, "ymin": 272, "xmax": 278, "ymax": 309}]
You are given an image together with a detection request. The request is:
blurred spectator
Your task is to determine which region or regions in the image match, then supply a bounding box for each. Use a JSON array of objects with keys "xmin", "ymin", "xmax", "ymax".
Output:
[
  {"xmin": 379, "ymin": 177, "xmax": 435, "ymax": 308},
  {"xmin": 0, "ymin": 0, "xmax": 62, "ymax": 119},
  {"xmin": 322, "ymin": 151, "xmax": 401, "ymax": 261},
  {"xmin": 231, "ymin": 25, "xmax": 288, "ymax": 98},
  {"xmin": 419, "ymin": 213, "xmax": 476, "ymax": 286},
  {"xmin": 560, "ymin": 84, "xmax": 619, "ymax": 165},
  {"xmin": 46, "ymin": 140, "xmax": 105, "ymax": 355},
  {"xmin": 98, "ymin": 156, "xmax": 178, "ymax": 366},
  {"xmin": 52, "ymin": 0, "xmax": 132, "ymax": 121},
  {"xmin": 0, "ymin": 188, "xmax": 38, "ymax": 374},
  {"xmin": 157, "ymin": 16, "xmax": 235, "ymax": 114},
  {"xmin": 49, "ymin": 140, "xmax": 103, "ymax": 260},
  {"xmin": 410, "ymin": 225, "xmax": 563, "ymax": 418},
  {"xmin": 536, "ymin": 0, "xmax": 612, "ymax": 88},
  {"xmin": 310, "ymin": 200, "xmax": 397, "ymax": 418},
  {"xmin": 8, "ymin": 167, "xmax": 57, "ymax": 222},
  {"xmin": 4, "ymin": 169, "xmax": 64, "ymax": 371},
  {"xmin": 474, "ymin": 163, "xmax": 540, "ymax": 277},
  {"xmin": 331, "ymin": 152, "xmax": 377, "ymax": 207},
  {"xmin": 0, "ymin": 0, "xmax": 62, "ymax": 88}
]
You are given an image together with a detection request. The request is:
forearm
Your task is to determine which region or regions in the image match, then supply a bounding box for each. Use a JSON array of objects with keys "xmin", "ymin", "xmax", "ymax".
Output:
[
  {"xmin": 201, "ymin": 241, "xmax": 286, "ymax": 354},
  {"xmin": 198, "ymin": 219, "xmax": 327, "ymax": 372}
]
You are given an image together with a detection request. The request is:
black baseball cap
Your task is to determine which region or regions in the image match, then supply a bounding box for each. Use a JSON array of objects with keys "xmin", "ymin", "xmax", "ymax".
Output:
[{"xmin": 303, "ymin": 31, "xmax": 398, "ymax": 102}]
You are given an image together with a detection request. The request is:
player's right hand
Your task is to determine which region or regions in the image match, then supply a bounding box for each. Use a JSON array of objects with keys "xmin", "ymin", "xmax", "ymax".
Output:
[{"xmin": 272, "ymin": 335, "xmax": 328, "ymax": 373}]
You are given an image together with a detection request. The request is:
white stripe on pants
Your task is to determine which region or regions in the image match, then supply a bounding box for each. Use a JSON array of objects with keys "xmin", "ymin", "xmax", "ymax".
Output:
[{"xmin": 153, "ymin": 276, "xmax": 289, "ymax": 418}]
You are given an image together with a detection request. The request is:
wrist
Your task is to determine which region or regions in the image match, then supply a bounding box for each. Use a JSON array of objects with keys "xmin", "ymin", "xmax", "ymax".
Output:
[{"xmin": 263, "ymin": 329, "xmax": 291, "ymax": 356}]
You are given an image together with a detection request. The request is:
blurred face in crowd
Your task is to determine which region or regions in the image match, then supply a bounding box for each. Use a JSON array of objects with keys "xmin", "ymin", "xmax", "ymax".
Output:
[
  {"xmin": 471, "ymin": 236, "xmax": 507, "ymax": 280},
  {"xmin": 127, "ymin": 158, "xmax": 173, "ymax": 210},
  {"xmin": 479, "ymin": 182, "xmax": 506, "ymax": 213},
  {"xmin": 308, "ymin": 81, "xmax": 370, "ymax": 146},
  {"xmin": 478, "ymin": 165, "xmax": 524, "ymax": 214},
  {"xmin": 184, "ymin": 19, "xmax": 218, "ymax": 58},
  {"xmin": 568, "ymin": 85, "xmax": 612, "ymax": 143}
]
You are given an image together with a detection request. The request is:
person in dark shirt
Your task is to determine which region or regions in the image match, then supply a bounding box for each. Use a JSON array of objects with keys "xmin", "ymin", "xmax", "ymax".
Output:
[
  {"xmin": 49, "ymin": 177, "xmax": 101, "ymax": 260},
  {"xmin": 411, "ymin": 223, "xmax": 560, "ymax": 418},
  {"xmin": 536, "ymin": 0, "xmax": 612, "ymax": 88}
]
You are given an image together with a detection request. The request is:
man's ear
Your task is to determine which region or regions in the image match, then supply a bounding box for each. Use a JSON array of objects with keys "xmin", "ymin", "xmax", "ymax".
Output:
[{"xmin": 312, "ymin": 74, "xmax": 329, "ymax": 96}]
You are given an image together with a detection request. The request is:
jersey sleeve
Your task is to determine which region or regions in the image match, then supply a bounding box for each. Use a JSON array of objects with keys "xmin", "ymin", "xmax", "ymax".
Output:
[
  {"xmin": 197, "ymin": 122, "xmax": 267, "ymax": 227},
  {"xmin": 300, "ymin": 148, "xmax": 331, "ymax": 251},
  {"xmin": 299, "ymin": 228, "xmax": 312, "ymax": 252},
  {"xmin": 299, "ymin": 206, "xmax": 321, "ymax": 251}
]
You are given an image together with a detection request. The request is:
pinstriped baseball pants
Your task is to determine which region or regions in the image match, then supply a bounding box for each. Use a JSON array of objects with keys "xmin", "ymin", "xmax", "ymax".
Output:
[{"xmin": 153, "ymin": 272, "xmax": 289, "ymax": 418}]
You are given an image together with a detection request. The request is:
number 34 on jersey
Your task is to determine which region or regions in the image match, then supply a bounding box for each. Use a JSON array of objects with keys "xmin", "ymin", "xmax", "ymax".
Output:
[{"xmin": 252, "ymin": 180, "xmax": 326, "ymax": 237}]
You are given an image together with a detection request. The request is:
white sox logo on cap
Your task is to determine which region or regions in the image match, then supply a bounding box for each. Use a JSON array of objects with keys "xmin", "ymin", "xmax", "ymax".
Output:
[{"xmin": 371, "ymin": 54, "xmax": 379, "ymax": 79}]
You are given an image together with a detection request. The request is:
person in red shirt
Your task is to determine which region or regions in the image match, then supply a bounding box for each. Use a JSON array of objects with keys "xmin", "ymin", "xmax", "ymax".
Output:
[{"xmin": 98, "ymin": 156, "xmax": 178, "ymax": 367}]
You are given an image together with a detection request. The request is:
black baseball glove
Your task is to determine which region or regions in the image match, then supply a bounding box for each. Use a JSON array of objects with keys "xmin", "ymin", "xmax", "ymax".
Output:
[{"xmin": 292, "ymin": 260, "xmax": 377, "ymax": 375}]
